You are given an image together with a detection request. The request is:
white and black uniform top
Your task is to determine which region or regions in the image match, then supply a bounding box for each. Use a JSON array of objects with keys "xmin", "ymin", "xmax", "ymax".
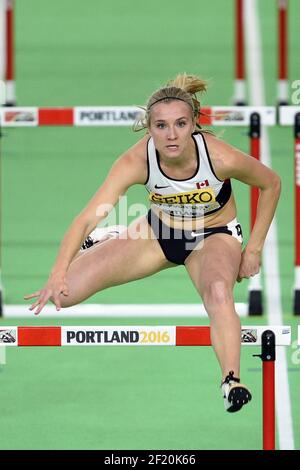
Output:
[{"xmin": 145, "ymin": 132, "xmax": 232, "ymax": 218}]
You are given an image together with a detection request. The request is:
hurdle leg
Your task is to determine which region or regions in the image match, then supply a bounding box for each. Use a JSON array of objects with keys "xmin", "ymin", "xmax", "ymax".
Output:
[
  {"xmin": 0, "ymin": 123, "xmax": 3, "ymax": 316},
  {"xmin": 277, "ymin": 0, "xmax": 288, "ymax": 106},
  {"xmin": 233, "ymin": 0, "xmax": 247, "ymax": 105},
  {"xmin": 4, "ymin": 0, "xmax": 16, "ymax": 106},
  {"xmin": 0, "ymin": 346, "xmax": 6, "ymax": 367},
  {"xmin": 253, "ymin": 330, "xmax": 276, "ymax": 450},
  {"xmin": 0, "ymin": 0, "xmax": 5, "ymax": 92},
  {"xmin": 248, "ymin": 112, "xmax": 263, "ymax": 315},
  {"xmin": 294, "ymin": 113, "xmax": 300, "ymax": 314},
  {"xmin": 0, "ymin": 279, "xmax": 3, "ymax": 316},
  {"xmin": 248, "ymin": 273, "xmax": 263, "ymax": 315}
]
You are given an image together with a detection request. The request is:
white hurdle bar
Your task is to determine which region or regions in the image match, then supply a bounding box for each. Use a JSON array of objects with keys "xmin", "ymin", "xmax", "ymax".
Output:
[
  {"xmin": 0, "ymin": 106, "xmax": 277, "ymax": 127},
  {"xmin": 0, "ymin": 324, "xmax": 291, "ymax": 347}
]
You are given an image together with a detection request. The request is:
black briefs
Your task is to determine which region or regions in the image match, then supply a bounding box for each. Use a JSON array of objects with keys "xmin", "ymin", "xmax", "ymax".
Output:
[{"xmin": 147, "ymin": 209, "xmax": 243, "ymax": 265}]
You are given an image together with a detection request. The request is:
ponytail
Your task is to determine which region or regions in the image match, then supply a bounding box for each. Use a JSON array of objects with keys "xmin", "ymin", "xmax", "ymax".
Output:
[{"xmin": 167, "ymin": 73, "xmax": 207, "ymax": 96}]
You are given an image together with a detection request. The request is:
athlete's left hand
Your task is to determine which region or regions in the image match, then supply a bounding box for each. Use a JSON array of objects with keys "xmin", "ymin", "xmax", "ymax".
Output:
[{"xmin": 237, "ymin": 248, "xmax": 261, "ymax": 282}]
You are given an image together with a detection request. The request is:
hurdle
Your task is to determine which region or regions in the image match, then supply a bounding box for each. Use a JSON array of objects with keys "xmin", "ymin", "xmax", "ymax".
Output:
[
  {"xmin": 0, "ymin": 324, "xmax": 291, "ymax": 450},
  {"xmin": 279, "ymin": 106, "xmax": 300, "ymax": 314},
  {"xmin": 234, "ymin": 0, "xmax": 289, "ymax": 105}
]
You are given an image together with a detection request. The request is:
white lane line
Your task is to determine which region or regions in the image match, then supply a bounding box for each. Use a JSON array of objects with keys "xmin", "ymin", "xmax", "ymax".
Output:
[
  {"xmin": 3, "ymin": 303, "xmax": 248, "ymax": 318},
  {"xmin": 245, "ymin": 0, "xmax": 294, "ymax": 450}
]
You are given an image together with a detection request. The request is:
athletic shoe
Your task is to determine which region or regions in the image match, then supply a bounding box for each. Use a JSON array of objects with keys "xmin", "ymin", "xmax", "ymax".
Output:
[
  {"xmin": 80, "ymin": 225, "xmax": 127, "ymax": 251},
  {"xmin": 221, "ymin": 370, "xmax": 252, "ymax": 413}
]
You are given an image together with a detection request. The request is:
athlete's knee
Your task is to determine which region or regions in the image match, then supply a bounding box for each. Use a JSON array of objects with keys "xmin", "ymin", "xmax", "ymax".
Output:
[
  {"xmin": 49, "ymin": 294, "xmax": 77, "ymax": 309},
  {"xmin": 59, "ymin": 296, "xmax": 75, "ymax": 308},
  {"xmin": 202, "ymin": 278, "xmax": 233, "ymax": 306}
]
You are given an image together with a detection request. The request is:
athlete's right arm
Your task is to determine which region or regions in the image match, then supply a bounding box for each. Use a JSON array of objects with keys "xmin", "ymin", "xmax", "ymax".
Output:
[{"xmin": 24, "ymin": 137, "xmax": 149, "ymax": 314}]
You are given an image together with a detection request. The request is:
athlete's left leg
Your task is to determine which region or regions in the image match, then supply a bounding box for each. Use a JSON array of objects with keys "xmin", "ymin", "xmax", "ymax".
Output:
[
  {"xmin": 185, "ymin": 234, "xmax": 252, "ymax": 411},
  {"xmin": 184, "ymin": 233, "xmax": 242, "ymax": 380}
]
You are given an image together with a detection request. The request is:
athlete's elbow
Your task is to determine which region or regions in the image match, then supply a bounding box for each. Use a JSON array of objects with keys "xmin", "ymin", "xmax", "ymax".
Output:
[
  {"xmin": 272, "ymin": 174, "xmax": 281, "ymax": 197},
  {"xmin": 73, "ymin": 213, "xmax": 92, "ymax": 233},
  {"xmin": 262, "ymin": 173, "xmax": 281, "ymax": 195}
]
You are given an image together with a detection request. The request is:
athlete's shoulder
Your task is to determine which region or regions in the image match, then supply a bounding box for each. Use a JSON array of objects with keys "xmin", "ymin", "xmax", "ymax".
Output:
[
  {"xmin": 199, "ymin": 131, "xmax": 224, "ymax": 149},
  {"xmin": 201, "ymin": 132, "xmax": 244, "ymax": 165},
  {"xmin": 203, "ymin": 132, "xmax": 269, "ymax": 181},
  {"xmin": 120, "ymin": 134, "xmax": 150, "ymax": 165},
  {"xmin": 109, "ymin": 134, "xmax": 149, "ymax": 185}
]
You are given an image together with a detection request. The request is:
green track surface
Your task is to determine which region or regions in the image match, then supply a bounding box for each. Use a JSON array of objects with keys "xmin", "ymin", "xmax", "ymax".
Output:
[{"xmin": 0, "ymin": 0, "xmax": 299, "ymax": 450}]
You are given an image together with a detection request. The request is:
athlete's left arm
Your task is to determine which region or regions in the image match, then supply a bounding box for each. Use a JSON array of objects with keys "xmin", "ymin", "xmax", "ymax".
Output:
[{"xmin": 210, "ymin": 138, "xmax": 281, "ymax": 281}]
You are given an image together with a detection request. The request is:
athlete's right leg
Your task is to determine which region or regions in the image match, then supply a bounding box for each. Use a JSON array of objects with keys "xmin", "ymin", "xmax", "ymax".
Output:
[{"xmin": 59, "ymin": 215, "xmax": 175, "ymax": 307}]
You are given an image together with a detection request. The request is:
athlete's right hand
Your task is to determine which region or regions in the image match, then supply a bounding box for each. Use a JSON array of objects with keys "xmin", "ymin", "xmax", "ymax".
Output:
[{"xmin": 24, "ymin": 272, "xmax": 69, "ymax": 315}]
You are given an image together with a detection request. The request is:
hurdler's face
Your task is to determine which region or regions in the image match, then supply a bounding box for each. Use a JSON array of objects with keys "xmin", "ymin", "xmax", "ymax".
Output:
[{"xmin": 148, "ymin": 100, "xmax": 196, "ymax": 159}]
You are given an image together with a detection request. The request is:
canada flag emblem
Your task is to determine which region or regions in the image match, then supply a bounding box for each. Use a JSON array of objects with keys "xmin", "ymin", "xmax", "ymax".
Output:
[{"xmin": 196, "ymin": 179, "xmax": 209, "ymax": 189}]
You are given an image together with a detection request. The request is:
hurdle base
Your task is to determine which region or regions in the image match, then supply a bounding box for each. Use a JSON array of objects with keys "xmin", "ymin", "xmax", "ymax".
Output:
[
  {"xmin": 278, "ymin": 100, "xmax": 289, "ymax": 107},
  {"xmin": 293, "ymin": 290, "xmax": 300, "ymax": 315},
  {"xmin": 248, "ymin": 290, "xmax": 263, "ymax": 316},
  {"xmin": 233, "ymin": 100, "xmax": 247, "ymax": 106}
]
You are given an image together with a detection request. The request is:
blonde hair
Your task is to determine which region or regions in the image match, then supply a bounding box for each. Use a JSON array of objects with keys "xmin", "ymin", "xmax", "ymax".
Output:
[{"xmin": 134, "ymin": 73, "xmax": 208, "ymax": 132}]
